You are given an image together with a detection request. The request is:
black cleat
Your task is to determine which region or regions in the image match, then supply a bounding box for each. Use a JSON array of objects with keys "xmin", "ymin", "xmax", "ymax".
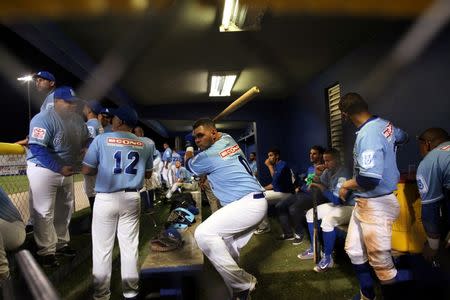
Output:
[
  {"xmin": 38, "ymin": 255, "xmax": 59, "ymax": 268},
  {"xmin": 56, "ymin": 246, "xmax": 77, "ymax": 257}
]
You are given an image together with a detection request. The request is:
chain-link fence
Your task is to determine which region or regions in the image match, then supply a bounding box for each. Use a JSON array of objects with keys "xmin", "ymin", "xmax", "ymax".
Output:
[{"xmin": 0, "ymin": 153, "xmax": 89, "ymax": 223}]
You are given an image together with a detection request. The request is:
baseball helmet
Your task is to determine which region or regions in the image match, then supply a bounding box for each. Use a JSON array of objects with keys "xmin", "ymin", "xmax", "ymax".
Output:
[{"xmin": 166, "ymin": 207, "xmax": 196, "ymax": 229}]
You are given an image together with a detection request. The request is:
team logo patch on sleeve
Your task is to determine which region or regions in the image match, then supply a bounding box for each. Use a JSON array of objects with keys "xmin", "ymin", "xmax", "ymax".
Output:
[
  {"xmin": 416, "ymin": 175, "xmax": 428, "ymax": 194},
  {"xmin": 360, "ymin": 150, "xmax": 375, "ymax": 169},
  {"xmin": 107, "ymin": 138, "xmax": 144, "ymax": 148},
  {"xmin": 439, "ymin": 145, "xmax": 450, "ymax": 151},
  {"xmin": 31, "ymin": 127, "xmax": 46, "ymax": 140},
  {"xmin": 219, "ymin": 144, "xmax": 240, "ymax": 159},
  {"xmin": 382, "ymin": 122, "xmax": 393, "ymax": 140}
]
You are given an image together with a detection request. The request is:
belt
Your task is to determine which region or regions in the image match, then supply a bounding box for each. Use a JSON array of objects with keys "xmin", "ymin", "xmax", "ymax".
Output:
[
  {"xmin": 124, "ymin": 188, "xmax": 139, "ymax": 193},
  {"xmin": 253, "ymin": 192, "xmax": 265, "ymax": 199}
]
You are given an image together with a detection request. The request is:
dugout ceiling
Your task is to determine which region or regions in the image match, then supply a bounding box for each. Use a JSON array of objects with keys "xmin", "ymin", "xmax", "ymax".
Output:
[{"xmin": 0, "ymin": 0, "xmax": 425, "ymax": 134}]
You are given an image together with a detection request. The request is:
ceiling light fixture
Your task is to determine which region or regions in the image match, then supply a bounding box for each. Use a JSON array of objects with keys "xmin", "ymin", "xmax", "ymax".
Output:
[
  {"xmin": 209, "ymin": 74, "xmax": 237, "ymax": 97},
  {"xmin": 220, "ymin": 0, "xmax": 247, "ymax": 32}
]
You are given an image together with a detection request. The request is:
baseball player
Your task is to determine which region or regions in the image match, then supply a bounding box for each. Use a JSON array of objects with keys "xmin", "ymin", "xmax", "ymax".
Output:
[
  {"xmin": 185, "ymin": 118, "xmax": 266, "ymax": 300},
  {"xmin": 27, "ymin": 86, "xmax": 89, "ymax": 267},
  {"xmin": 133, "ymin": 126, "xmax": 161, "ymax": 212},
  {"xmin": 33, "ymin": 71, "xmax": 56, "ymax": 111},
  {"xmin": 299, "ymin": 148, "xmax": 355, "ymax": 272},
  {"xmin": 82, "ymin": 105, "xmax": 154, "ymax": 300},
  {"xmin": 82, "ymin": 100, "xmax": 104, "ymax": 216},
  {"xmin": 255, "ymin": 148, "xmax": 294, "ymax": 235},
  {"xmin": 21, "ymin": 71, "xmax": 57, "ymax": 233},
  {"xmin": 98, "ymin": 108, "xmax": 113, "ymax": 133},
  {"xmin": 416, "ymin": 127, "xmax": 450, "ymax": 261},
  {"xmin": 169, "ymin": 149, "xmax": 182, "ymax": 186},
  {"xmin": 248, "ymin": 152, "xmax": 258, "ymax": 177},
  {"xmin": 161, "ymin": 142, "xmax": 173, "ymax": 188},
  {"xmin": 165, "ymin": 160, "xmax": 196, "ymax": 199},
  {"xmin": 0, "ymin": 187, "xmax": 26, "ymax": 284},
  {"xmin": 337, "ymin": 93, "xmax": 409, "ymax": 300}
]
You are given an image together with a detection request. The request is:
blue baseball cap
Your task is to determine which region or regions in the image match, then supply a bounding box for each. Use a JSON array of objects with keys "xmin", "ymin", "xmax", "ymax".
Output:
[
  {"xmin": 110, "ymin": 105, "xmax": 138, "ymax": 126},
  {"xmin": 86, "ymin": 100, "xmax": 103, "ymax": 115},
  {"xmin": 53, "ymin": 86, "xmax": 79, "ymax": 102},
  {"xmin": 33, "ymin": 71, "xmax": 55, "ymax": 82}
]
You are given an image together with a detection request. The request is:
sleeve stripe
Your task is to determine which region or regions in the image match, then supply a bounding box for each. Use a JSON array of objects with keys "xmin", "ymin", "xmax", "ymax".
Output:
[
  {"xmin": 421, "ymin": 195, "xmax": 444, "ymax": 204},
  {"xmin": 185, "ymin": 157, "xmax": 200, "ymax": 176},
  {"xmin": 82, "ymin": 161, "xmax": 97, "ymax": 168},
  {"xmin": 359, "ymin": 171, "xmax": 383, "ymax": 179}
]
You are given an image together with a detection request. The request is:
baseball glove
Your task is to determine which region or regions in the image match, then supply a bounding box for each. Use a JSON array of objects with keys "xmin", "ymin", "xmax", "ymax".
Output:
[{"xmin": 150, "ymin": 228, "xmax": 183, "ymax": 252}]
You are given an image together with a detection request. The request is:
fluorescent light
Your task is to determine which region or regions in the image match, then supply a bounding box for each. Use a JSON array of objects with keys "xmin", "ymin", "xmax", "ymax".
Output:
[
  {"xmin": 222, "ymin": 0, "xmax": 234, "ymax": 30},
  {"xmin": 209, "ymin": 74, "xmax": 237, "ymax": 97},
  {"xmin": 17, "ymin": 75, "xmax": 33, "ymax": 82}
]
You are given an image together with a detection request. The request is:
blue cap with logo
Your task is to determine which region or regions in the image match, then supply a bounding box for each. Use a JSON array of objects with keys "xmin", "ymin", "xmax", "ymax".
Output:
[
  {"xmin": 110, "ymin": 105, "xmax": 138, "ymax": 126},
  {"xmin": 54, "ymin": 86, "xmax": 79, "ymax": 102},
  {"xmin": 32, "ymin": 71, "xmax": 55, "ymax": 82},
  {"xmin": 86, "ymin": 100, "xmax": 103, "ymax": 115}
]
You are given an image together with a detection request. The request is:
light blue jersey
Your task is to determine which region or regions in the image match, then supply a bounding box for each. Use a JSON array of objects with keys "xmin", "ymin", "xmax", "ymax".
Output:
[
  {"xmin": 162, "ymin": 147, "xmax": 172, "ymax": 162},
  {"xmin": 154, "ymin": 149, "xmax": 161, "ymax": 161},
  {"xmin": 353, "ymin": 117, "xmax": 406, "ymax": 198},
  {"xmin": 0, "ymin": 187, "xmax": 22, "ymax": 223},
  {"xmin": 139, "ymin": 136, "xmax": 159, "ymax": 161},
  {"xmin": 186, "ymin": 133, "xmax": 263, "ymax": 206},
  {"xmin": 86, "ymin": 118, "xmax": 102, "ymax": 139},
  {"xmin": 321, "ymin": 166, "xmax": 355, "ymax": 206},
  {"xmin": 416, "ymin": 141, "xmax": 450, "ymax": 205},
  {"xmin": 175, "ymin": 167, "xmax": 192, "ymax": 183},
  {"xmin": 40, "ymin": 91, "xmax": 55, "ymax": 111},
  {"xmin": 27, "ymin": 109, "xmax": 89, "ymax": 168},
  {"xmin": 171, "ymin": 151, "xmax": 182, "ymax": 163},
  {"xmin": 83, "ymin": 132, "xmax": 154, "ymax": 193},
  {"xmin": 103, "ymin": 124, "xmax": 113, "ymax": 133},
  {"xmin": 249, "ymin": 161, "xmax": 257, "ymax": 176}
]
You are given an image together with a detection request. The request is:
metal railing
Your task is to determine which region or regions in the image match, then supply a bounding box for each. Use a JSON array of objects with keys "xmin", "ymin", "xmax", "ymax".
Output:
[{"xmin": 2, "ymin": 250, "xmax": 60, "ymax": 300}]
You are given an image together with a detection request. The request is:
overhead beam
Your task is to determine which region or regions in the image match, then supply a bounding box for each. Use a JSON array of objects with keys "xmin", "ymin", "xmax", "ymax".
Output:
[{"xmin": 0, "ymin": 0, "xmax": 433, "ymax": 19}]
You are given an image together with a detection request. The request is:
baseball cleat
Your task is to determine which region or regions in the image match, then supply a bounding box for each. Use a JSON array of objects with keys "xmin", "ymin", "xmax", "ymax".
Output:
[
  {"xmin": 56, "ymin": 246, "xmax": 77, "ymax": 257},
  {"xmin": 276, "ymin": 233, "xmax": 294, "ymax": 241},
  {"xmin": 254, "ymin": 227, "xmax": 271, "ymax": 235},
  {"xmin": 297, "ymin": 247, "xmax": 314, "ymax": 260},
  {"xmin": 313, "ymin": 255, "xmax": 334, "ymax": 272}
]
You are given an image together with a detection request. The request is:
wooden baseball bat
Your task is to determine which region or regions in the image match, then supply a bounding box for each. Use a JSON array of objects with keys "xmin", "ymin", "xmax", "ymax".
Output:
[
  {"xmin": 311, "ymin": 186, "xmax": 321, "ymax": 264},
  {"xmin": 213, "ymin": 86, "xmax": 260, "ymax": 122}
]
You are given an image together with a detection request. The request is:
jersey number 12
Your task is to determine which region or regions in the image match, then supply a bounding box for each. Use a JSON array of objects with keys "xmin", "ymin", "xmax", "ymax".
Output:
[{"xmin": 113, "ymin": 151, "xmax": 140, "ymax": 174}]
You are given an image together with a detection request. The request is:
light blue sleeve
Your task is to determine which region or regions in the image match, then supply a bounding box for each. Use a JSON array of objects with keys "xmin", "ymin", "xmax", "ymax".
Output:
[
  {"xmin": 416, "ymin": 158, "xmax": 443, "ymax": 204},
  {"xmin": 186, "ymin": 152, "xmax": 213, "ymax": 176},
  {"xmin": 83, "ymin": 136, "xmax": 100, "ymax": 168},
  {"xmin": 146, "ymin": 143, "xmax": 155, "ymax": 171},
  {"xmin": 356, "ymin": 130, "xmax": 384, "ymax": 179},
  {"xmin": 28, "ymin": 113, "xmax": 54, "ymax": 147},
  {"xmin": 394, "ymin": 127, "xmax": 409, "ymax": 145}
]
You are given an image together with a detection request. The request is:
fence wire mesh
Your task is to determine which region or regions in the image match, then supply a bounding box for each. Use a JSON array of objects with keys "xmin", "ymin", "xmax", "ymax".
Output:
[{"xmin": 0, "ymin": 153, "xmax": 90, "ymax": 223}]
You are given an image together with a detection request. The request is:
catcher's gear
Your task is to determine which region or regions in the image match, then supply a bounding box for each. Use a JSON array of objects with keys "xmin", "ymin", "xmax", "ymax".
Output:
[{"xmin": 150, "ymin": 228, "xmax": 183, "ymax": 252}]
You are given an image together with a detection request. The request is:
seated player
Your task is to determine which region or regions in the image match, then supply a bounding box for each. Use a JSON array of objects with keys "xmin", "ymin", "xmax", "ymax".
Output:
[
  {"xmin": 298, "ymin": 148, "xmax": 355, "ymax": 273},
  {"xmin": 166, "ymin": 161, "xmax": 197, "ymax": 199}
]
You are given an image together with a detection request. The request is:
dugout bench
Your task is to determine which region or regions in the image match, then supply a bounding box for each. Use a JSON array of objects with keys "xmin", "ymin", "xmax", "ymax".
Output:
[{"xmin": 140, "ymin": 191, "xmax": 203, "ymax": 300}]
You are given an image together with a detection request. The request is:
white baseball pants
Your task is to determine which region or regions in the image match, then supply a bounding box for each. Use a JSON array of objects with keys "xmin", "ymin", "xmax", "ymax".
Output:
[
  {"xmin": 258, "ymin": 190, "xmax": 292, "ymax": 230},
  {"xmin": 92, "ymin": 191, "xmax": 140, "ymax": 300},
  {"xmin": 0, "ymin": 220, "xmax": 25, "ymax": 276},
  {"xmin": 306, "ymin": 203, "xmax": 354, "ymax": 232},
  {"xmin": 27, "ymin": 162, "xmax": 74, "ymax": 256},
  {"xmin": 194, "ymin": 192, "xmax": 267, "ymax": 295},
  {"xmin": 345, "ymin": 194, "xmax": 400, "ymax": 281}
]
